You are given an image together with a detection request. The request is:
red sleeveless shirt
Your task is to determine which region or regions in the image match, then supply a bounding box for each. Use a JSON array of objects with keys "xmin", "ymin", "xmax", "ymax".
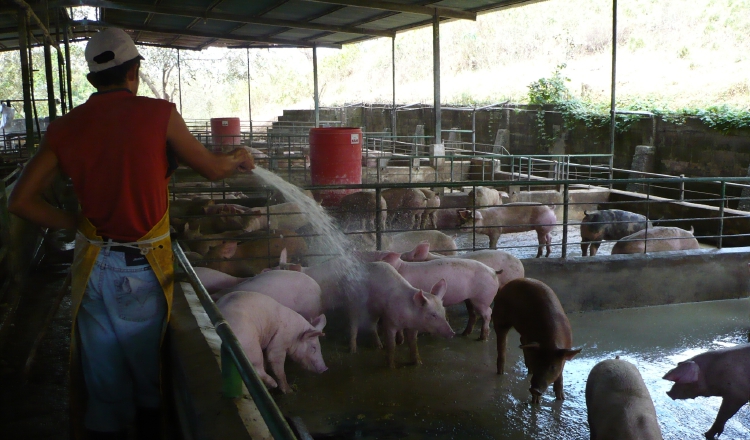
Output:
[{"xmin": 46, "ymin": 90, "xmax": 175, "ymax": 241}]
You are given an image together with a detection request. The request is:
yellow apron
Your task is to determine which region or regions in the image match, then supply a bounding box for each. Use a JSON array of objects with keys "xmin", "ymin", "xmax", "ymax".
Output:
[{"xmin": 69, "ymin": 208, "xmax": 174, "ymax": 439}]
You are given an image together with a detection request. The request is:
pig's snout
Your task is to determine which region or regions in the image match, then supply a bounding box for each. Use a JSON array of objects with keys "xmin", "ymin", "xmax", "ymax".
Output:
[
  {"xmin": 317, "ymin": 365, "xmax": 328, "ymax": 374},
  {"xmin": 529, "ymin": 388, "xmax": 543, "ymax": 404}
]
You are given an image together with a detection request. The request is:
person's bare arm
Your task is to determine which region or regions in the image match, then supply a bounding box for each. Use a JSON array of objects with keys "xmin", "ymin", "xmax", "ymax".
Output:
[
  {"xmin": 8, "ymin": 140, "xmax": 77, "ymax": 230},
  {"xmin": 166, "ymin": 108, "xmax": 254, "ymax": 180}
]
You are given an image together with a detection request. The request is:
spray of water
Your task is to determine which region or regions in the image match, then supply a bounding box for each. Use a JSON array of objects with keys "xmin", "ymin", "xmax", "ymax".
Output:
[{"xmin": 251, "ymin": 167, "xmax": 365, "ymax": 299}]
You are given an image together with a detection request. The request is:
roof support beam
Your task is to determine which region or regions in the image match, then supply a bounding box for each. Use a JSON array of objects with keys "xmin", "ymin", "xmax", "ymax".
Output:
[
  {"xmin": 299, "ymin": 0, "xmax": 476, "ymax": 20},
  {"xmin": 70, "ymin": 20, "xmax": 343, "ymax": 49},
  {"xmin": 55, "ymin": 0, "xmax": 395, "ymax": 37}
]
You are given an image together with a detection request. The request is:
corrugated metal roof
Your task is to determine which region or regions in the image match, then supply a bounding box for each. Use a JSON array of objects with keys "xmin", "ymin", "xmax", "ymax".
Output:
[{"xmin": 0, "ymin": 0, "xmax": 546, "ymax": 52}]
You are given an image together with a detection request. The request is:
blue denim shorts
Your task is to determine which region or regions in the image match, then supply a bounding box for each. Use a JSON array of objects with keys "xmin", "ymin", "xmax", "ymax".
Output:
[{"xmin": 76, "ymin": 247, "xmax": 167, "ymax": 432}]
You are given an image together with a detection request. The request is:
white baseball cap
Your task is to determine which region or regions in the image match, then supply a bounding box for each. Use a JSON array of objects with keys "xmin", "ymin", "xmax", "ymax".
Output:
[{"xmin": 85, "ymin": 28, "xmax": 143, "ymax": 73}]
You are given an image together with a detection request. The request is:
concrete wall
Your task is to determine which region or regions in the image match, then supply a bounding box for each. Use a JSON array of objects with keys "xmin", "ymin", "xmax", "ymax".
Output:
[
  {"xmin": 523, "ymin": 247, "xmax": 750, "ymax": 313},
  {"xmin": 275, "ymin": 105, "xmax": 750, "ymax": 178}
]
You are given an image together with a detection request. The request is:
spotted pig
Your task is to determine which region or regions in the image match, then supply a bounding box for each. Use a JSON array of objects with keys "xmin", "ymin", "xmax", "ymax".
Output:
[{"xmin": 580, "ymin": 209, "xmax": 652, "ymax": 256}]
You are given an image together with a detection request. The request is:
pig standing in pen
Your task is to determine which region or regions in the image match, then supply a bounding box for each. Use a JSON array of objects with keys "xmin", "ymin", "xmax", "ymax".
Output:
[
  {"xmin": 458, "ymin": 202, "xmax": 556, "ymax": 257},
  {"xmin": 348, "ymin": 262, "xmax": 455, "ymax": 368},
  {"xmin": 663, "ymin": 344, "xmax": 750, "ymax": 439},
  {"xmin": 586, "ymin": 358, "xmax": 663, "ymax": 440},
  {"xmin": 493, "ymin": 278, "xmax": 580, "ymax": 404},
  {"xmin": 580, "ymin": 209, "xmax": 653, "ymax": 256},
  {"xmin": 217, "ymin": 292, "xmax": 327, "ymax": 394}
]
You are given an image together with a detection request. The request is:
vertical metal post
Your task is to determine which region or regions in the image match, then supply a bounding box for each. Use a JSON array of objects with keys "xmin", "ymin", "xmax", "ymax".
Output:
[
  {"xmin": 375, "ymin": 187, "xmax": 382, "ymax": 250},
  {"xmin": 221, "ymin": 343, "xmax": 242, "ymax": 398},
  {"xmin": 18, "ymin": 11, "xmax": 34, "ymax": 147},
  {"xmin": 391, "ymin": 37, "xmax": 396, "ymax": 137},
  {"xmin": 609, "ymin": 0, "xmax": 618, "ymax": 185},
  {"xmin": 432, "ymin": 12, "xmax": 441, "ymax": 145},
  {"xmin": 246, "ymin": 48, "xmax": 253, "ymax": 138},
  {"xmin": 471, "ymin": 184, "xmax": 477, "ymax": 251},
  {"xmin": 645, "ymin": 182, "xmax": 651, "ymax": 253},
  {"xmin": 42, "ymin": 3, "xmax": 56, "ymax": 121},
  {"xmin": 679, "ymin": 174, "xmax": 685, "ymax": 201},
  {"xmin": 472, "ymin": 108, "xmax": 476, "ymax": 153},
  {"xmin": 313, "ymin": 45, "xmax": 319, "ymax": 128},
  {"xmin": 64, "ymin": 23, "xmax": 73, "ymax": 109},
  {"xmin": 177, "ymin": 49, "xmax": 183, "ymax": 114},
  {"xmin": 562, "ymin": 183, "xmax": 569, "ymax": 258},
  {"xmin": 55, "ymin": 9, "xmax": 66, "ymax": 114},
  {"xmin": 718, "ymin": 181, "xmax": 725, "ymax": 249}
]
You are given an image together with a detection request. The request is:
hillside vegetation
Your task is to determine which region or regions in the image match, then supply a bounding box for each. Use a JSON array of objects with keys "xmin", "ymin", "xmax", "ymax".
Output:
[{"xmin": 2, "ymin": 0, "xmax": 749, "ymax": 125}]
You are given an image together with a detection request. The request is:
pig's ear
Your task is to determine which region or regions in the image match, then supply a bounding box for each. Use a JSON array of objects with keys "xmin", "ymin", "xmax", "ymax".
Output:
[
  {"xmin": 688, "ymin": 225, "xmax": 694, "ymax": 234},
  {"xmin": 663, "ymin": 361, "xmax": 700, "ymax": 383},
  {"xmin": 474, "ymin": 211, "xmax": 484, "ymax": 220},
  {"xmin": 219, "ymin": 242, "xmax": 238, "ymax": 258},
  {"xmin": 414, "ymin": 242, "xmax": 431, "ymax": 260},
  {"xmin": 557, "ymin": 348, "xmax": 581, "ymax": 360},
  {"xmin": 382, "ymin": 252, "xmax": 401, "ymax": 267},
  {"xmin": 279, "ymin": 248, "xmax": 288, "ymax": 264},
  {"xmin": 458, "ymin": 209, "xmax": 471, "ymax": 220},
  {"xmin": 519, "ymin": 342, "xmax": 540, "ymax": 350},
  {"xmin": 301, "ymin": 329, "xmax": 325, "ymax": 340},
  {"xmin": 413, "ymin": 290, "xmax": 428, "ymax": 306},
  {"xmin": 430, "ymin": 279, "xmax": 448, "ymax": 300},
  {"xmin": 311, "ymin": 314, "xmax": 327, "ymax": 331}
]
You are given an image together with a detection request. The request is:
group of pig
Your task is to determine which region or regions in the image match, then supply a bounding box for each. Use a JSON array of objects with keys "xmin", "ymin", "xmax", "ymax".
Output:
[
  {"xmin": 172, "ymin": 188, "xmax": 740, "ymax": 439},
  {"xmin": 192, "ymin": 239, "xmax": 744, "ymax": 440},
  {"xmin": 580, "ymin": 209, "xmax": 701, "ymax": 256}
]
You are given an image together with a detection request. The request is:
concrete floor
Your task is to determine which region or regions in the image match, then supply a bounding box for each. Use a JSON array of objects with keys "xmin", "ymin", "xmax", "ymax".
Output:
[{"xmin": 275, "ymin": 298, "xmax": 750, "ymax": 440}]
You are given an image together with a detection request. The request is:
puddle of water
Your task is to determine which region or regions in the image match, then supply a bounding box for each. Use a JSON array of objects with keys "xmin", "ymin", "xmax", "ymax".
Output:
[{"xmin": 276, "ymin": 298, "xmax": 750, "ymax": 440}]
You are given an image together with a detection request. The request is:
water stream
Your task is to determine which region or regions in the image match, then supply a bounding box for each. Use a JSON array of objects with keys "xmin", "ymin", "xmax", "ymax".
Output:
[{"xmin": 251, "ymin": 166, "xmax": 364, "ymax": 292}]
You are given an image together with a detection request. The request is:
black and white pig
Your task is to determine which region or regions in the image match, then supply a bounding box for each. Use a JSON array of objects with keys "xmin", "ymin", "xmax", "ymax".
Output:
[{"xmin": 580, "ymin": 209, "xmax": 652, "ymax": 256}]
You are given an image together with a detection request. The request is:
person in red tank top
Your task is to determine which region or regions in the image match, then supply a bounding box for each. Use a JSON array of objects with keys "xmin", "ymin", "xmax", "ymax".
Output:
[{"xmin": 9, "ymin": 29, "xmax": 255, "ymax": 440}]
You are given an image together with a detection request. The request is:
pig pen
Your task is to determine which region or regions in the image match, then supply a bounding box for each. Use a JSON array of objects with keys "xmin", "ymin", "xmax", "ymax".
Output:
[{"xmin": 274, "ymin": 298, "xmax": 750, "ymax": 440}]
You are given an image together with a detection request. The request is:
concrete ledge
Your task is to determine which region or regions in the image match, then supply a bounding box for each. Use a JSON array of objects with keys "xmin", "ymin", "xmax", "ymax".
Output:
[
  {"xmin": 523, "ymin": 247, "xmax": 750, "ymax": 313},
  {"xmin": 169, "ymin": 282, "xmax": 271, "ymax": 440}
]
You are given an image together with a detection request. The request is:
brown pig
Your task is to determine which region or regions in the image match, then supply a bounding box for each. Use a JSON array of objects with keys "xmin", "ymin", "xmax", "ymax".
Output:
[
  {"xmin": 586, "ymin": 358, "xmax": 663, "ymax": 440},
  {"xmin": 611, "ymin": 226, "xmax": 699, "ymax": 254},
  {"xmin": 493, "ymin": 278, "xmax": 580, "ymax": 404},
  {"xmin": 663, "ymin": 344, "xmax": 750, "ymax": 439}
]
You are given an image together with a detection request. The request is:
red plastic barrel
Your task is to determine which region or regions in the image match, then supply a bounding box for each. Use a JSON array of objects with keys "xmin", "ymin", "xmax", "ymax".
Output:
[
  {"xmin": 309, "ymin": 127, "xmax": 363, "ymax": 206},
  {"xmin": 210, "ymin": 117, "xmax": 241, "ymax": 152}
]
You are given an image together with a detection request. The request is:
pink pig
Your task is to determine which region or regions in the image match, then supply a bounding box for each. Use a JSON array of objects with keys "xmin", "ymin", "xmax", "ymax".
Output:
[
  {"xmin": 211, "ymin": 269, "xmax": 323, "ymax": 321},
  {"xmin": 663, "ymin": 344, "xmax": 750, "ymax": 439},
  {"xmin": 194, "ymin": 267, "xmax": 246, "ymax": 294},
  {"xmin": 217, "ymin": 291, "xmax": 327, "ymax": 394},
  {"xmin": 458, "ymin": 202, "xmax": 557, "ymax": 257},
  {"xmin": 398, "ymin": 242, "xmax": 524, "ymax": 289},
  {"xmin": 349, "ymin": 262, "xmax": 454, "ymax": 368},
  {"xmin": 380, "ymin": 253, "xmax": 500, "ymax": 340}
]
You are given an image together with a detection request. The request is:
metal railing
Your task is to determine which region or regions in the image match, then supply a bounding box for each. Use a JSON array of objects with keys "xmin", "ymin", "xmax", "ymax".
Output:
[{"xmin": 173, "ymin": 244, "xmax": 298, "ymax": 440}]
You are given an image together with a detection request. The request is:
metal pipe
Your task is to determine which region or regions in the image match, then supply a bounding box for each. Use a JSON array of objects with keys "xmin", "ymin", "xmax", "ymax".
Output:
[
  {"xmin": 471, "ymin": 108, "xmax": 476, "ymax": 153},
  {"xmin": 18, "ymin": 11, "xmax": 34, "ymax": 147},
  {"xmin": 719, "ymin": 181, "xmax": 725, "ymax": 249},
  {"xmin": 246, "ymin": 48, "xmax": 253, "ymax": 138},
  {"xmin": 11, "ymin": 0, "xmax": 60, "ymax": 51},
  {"xmin": 172, "ymin": 244, "xmax": 298, "ymax": 440},
  {"xmin": 313, "ymin": 45, "xmax": 319, "ymax": 128},
  {"xmin": 562, "ymin": 183, "xmax": 569, "ymax": 258},
  {"xmin": 609, "ymin": 0, "xmax": 618, "ymax": 185},
  {"xmin": 64, "ymin": 21, "xmax": 73, "ymax": 109},
  {"xmin": 391, "ymin": 36, "xmax": 396, "ymax": 137},
  {"xmin": 43, "ymin": 37, "xmax": 56, "ymax": 120},
  {"xmin": 432, "ymin": 11, "xmax": 441, "ymax": 146},
  {"xmin": 680, "ymin": 174, "xmax": 685, "ymax": 201},
  {"xmin": 177, "ymin": 49, "xmax": 183, "ymax": 114},
  {"xmin": 54, "ymin": 8, "xmax": 66, "ymax": 114},
  {"xmin": 375, "ymin": 187, "xmax": 382, "ymax": 250}
]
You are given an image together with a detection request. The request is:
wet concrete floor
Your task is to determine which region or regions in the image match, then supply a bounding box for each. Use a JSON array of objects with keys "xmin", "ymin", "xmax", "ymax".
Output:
[{"xmin": 276, "ymin": 298, "xmax": 750, "ymax": 440}]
